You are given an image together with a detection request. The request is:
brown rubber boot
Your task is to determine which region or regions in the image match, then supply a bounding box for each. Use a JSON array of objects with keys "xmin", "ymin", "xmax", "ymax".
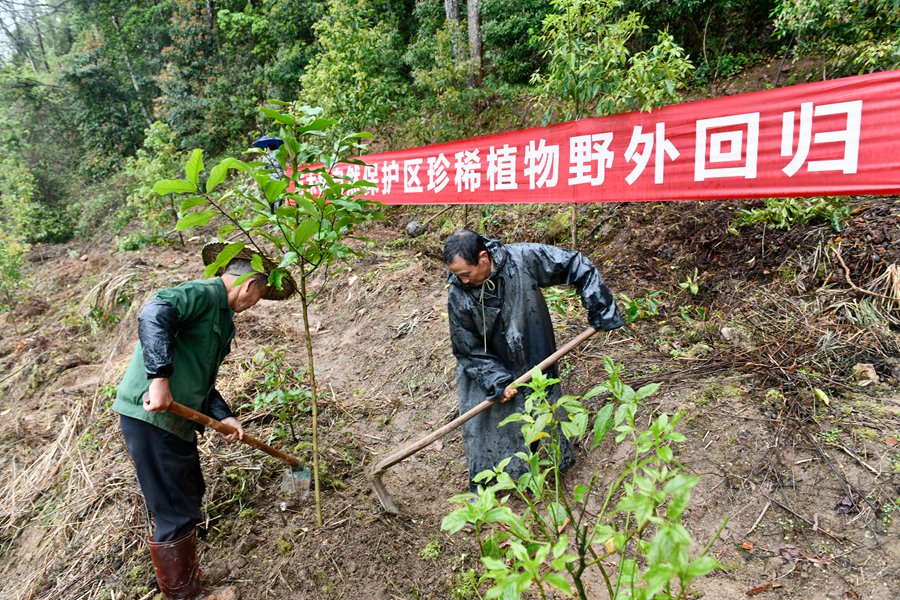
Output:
[
  {"xmin": 148, "ymin": 532, "xmax": 239, "ymax": 600},
  {"xmin": 149, "ymin": 531, "xmax": 203, "ymax": 599}
]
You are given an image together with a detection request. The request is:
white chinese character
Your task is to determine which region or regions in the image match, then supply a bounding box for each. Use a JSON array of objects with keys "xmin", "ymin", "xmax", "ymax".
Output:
[
  {"xmin": 524, "ymin": 139, "xmax": 560, "ymax": 190},
  {"xmin": 624, "ymin": 123, "xmax": 679, "ymax": 185},
  {"xmin": 782, "ymin": 100, "xmax": 862, "ymax": 177},
  {"xmin": 404, "ymin": 159, "xmax": 424, "ymax": 193},
  {"xmin": 694, "ymin": 113, "xmax": 760, "ymax": 181},
  {"xmin": 382, "ymin": 160, "xmax": 400, "ymax": 195},
  {"xmin": 454, "ymin": 150, "xmax": 481, "ymax": 193},
  {"xmin": 427, "ymin": 154, "xmax": 451, "ymax": 193},
  {"xmin": 344, "ymin": 164, "xmax": 361, "ymax": 182},
  {"xmin": 568, "ymin": 133, "xmax": 614, "ymax": 186},
  {"xmin": 363, "ymin": 164, "xmax": 379, "ymax": 195},
  {"xmin": 486, "ymin": 144, "xmax": 518, "ymax": 191}
]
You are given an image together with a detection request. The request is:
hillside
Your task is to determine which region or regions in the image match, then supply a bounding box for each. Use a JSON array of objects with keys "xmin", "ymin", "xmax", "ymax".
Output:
[{"xmin": 0, "ymin": 196, "xmax": 897, "ymax": 599}]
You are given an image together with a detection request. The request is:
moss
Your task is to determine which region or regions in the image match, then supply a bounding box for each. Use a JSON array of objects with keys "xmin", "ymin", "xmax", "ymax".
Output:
[
  {"xmin": 276, "ymin": 536, "xmax": 293, "ymax": 555},
  {"xmin": 852, "ymin": 427, "xmax": 880, "ymax": 442},
  {"xmin": 694, "ymin": 382, "xmax": 744, "ymax": 406}
]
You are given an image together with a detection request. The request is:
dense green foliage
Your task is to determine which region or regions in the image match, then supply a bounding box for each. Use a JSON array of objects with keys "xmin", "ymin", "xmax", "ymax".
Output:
[{"xmin": 0, "ymin": 0, "xmax": 889, "ymax": 260}]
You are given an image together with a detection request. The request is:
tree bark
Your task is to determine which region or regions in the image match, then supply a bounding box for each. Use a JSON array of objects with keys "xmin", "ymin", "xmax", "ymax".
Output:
[
  {"xmin": 111, "ymin": 15, "xmax": 153, "ymax": 128},
  {"xmin": 444, "ymin": 0, "xmax": 459, "ymax": 22},
  {"xmin": 466, "ymin": 0, "xmax": 481, "ymax": 86}
]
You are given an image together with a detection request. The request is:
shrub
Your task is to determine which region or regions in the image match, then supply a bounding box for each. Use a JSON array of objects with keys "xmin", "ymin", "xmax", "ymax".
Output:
[
  {"xmin": 442, "ymin": 359, "xmax": 722, "ymax": 599},
  {"xmin": 733, "ymin": 197, "xmax": 852, "ymax": 232}
]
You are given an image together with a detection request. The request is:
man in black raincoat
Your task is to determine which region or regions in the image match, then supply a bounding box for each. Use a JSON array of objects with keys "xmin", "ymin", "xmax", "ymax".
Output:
[{"xmin": 443, "ymin": 228, "xmax": 624, "ymax": 492}]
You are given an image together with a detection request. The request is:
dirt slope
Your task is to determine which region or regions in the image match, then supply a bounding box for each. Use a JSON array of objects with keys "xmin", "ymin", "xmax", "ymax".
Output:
[{"xmin": 0, "ymin": 200, "xmax": 898, "ymax": 599}]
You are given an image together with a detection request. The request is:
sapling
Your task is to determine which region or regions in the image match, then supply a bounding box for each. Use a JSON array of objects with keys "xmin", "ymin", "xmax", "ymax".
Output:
[
  {"xmin": 442, "ymin": 357, "xmax": 723, "ymax": 599},
  {"xmin": 153, "ymin": 102, "xmax": 383, "ymax": 526}
]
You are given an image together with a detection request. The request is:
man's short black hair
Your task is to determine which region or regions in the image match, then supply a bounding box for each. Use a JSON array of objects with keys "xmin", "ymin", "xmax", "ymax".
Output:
[{"xmin": 443, "ymin": 228, "xmax": 487, "ymax": 265}]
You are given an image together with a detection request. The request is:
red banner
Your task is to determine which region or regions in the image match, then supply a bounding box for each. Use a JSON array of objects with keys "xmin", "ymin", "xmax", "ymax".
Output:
[{"xmin": 301, "ymin": 70, "xmax": 900, "ymax": 204}]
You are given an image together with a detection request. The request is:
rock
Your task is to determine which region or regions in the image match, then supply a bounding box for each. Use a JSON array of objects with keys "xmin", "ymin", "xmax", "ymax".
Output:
[
  {"xmin": 851, "ymin": 363, "xmax": 879, "ymax": 386},
  {"xmin": 405, "ymin": 220, "xmax": 424, "ymax": 237},
  {"xmin": 883, "ymin": 358, "xmax": 900, "ymax": 381},
  {"xmin": 544, "ymin": 210, "xmax": 571, "ymax": 244},
  {"xmin": 684, "ymin": 343, "xmax": 713, "ymax": 359},
  {"xmin": 720, "ymin": 325, "xmax": 754, "ymax": 350},
  {"xmin": 79, "ymin": 254, "xmax": 88, "ymax": 261}
]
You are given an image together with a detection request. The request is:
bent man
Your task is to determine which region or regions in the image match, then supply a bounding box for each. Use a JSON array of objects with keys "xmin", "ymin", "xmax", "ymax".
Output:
[
  {"xmin": 113, "ymin": 243, "xmax": 294, "ymax": 600},
  {"xmin": 443, "ymin": 228, "xmax": 624, "ymax": 492}
]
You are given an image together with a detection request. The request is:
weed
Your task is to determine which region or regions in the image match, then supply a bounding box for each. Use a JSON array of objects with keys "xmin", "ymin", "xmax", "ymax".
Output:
[
  {"xmin": 678, "ymin": 304, "xmax": 709, "ymax": 323},
  {"xmin": 238, "ymin": 347, "xmax": 311, "ymax": 443},
  {"xmin": 451, "ymin": 568, "xmax": 483, "ymax": 600},
  {"xmin": 818, "ymin": 428, "xmax": 843, "ymax": 445},
  {"xmin": 733, "ymin": 197, "xmax": 852, "ymax": 232},
  {"xmin": 679, "ymin": 268, "xmax": 700, "ymax": 296},
  {"xmin": 543, "ymin": 286, "xmax": 582, "ymax": 320},
  {"xmin": 419, "ymin": 538, "xmax": 441, "ymax": 560},
  {"xmin": 276, "ymin": 536, "xmax": 293, "ymax": 555},
  {"xmin": 618, "ymin": 291, "xmax": 663, "ymax": 323}
]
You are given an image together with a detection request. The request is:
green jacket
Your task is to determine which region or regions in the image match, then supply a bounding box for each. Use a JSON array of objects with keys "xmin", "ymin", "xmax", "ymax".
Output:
[{"xmin": 113, "ymin": 278, "xmax": 235, "ymax": 441}]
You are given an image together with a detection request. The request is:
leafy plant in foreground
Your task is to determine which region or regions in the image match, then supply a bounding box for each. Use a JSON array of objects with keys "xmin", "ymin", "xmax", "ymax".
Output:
[
  {"xmin": 442, "ymin": 358, "xmax": 723, "ymax": 599},
  {"xmin": 153, "ymin": 102, "xmax": 383, "ymax": 526}
]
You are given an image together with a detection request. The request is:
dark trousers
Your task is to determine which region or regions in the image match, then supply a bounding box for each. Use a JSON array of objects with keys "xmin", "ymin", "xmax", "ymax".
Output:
[{"xmin": 120, "ymin": 414, "xmax": 205, "ymax": 542}]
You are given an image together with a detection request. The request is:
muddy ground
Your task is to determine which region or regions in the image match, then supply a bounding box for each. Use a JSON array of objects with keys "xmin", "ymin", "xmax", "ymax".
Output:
[{"xmin": 0, "ymin": 199, "xmax": 897, "ymax": 599}]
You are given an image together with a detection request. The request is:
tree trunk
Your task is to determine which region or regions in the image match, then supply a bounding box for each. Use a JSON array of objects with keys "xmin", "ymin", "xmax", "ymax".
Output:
[
  {"xmin": 444, "ymin": 0, "xmax": 459, "ymax": 22},
  {"xmin": 111, "ymin": 15, "xmax": 153, "ymax": 128},
  {"xmin": 29, "ymin": 12, "xmax": 51, "ymax": 71},
  {"xmin": 300, "ymin": 274, "xmax": 323, "ymax": 527},
  {"xmin": 466, "ymin": 0, "xmax": 482, "ymax": 86}
]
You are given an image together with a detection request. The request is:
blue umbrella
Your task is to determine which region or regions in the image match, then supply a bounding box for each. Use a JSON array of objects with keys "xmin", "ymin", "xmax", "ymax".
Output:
[{"xmin": 251, "ymin": 135, "xmax": 284, "ymax": 150}]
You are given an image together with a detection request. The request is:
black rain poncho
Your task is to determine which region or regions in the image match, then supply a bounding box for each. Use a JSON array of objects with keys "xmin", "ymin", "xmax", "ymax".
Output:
[{"xmin": 447, "ymin": 237, "xmax": 624, "ymax": 487}]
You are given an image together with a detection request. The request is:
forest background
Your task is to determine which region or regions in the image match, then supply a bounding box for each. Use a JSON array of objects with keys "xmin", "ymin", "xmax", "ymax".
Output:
[{"xmin": 0, "ymin": 0, "xmax": 898, "ymax": 265}]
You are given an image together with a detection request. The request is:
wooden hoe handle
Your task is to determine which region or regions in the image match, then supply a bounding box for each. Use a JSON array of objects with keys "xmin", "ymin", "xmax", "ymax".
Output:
[{"xmin": 167, "ymin": 401, "xmax": 304, "ymax": 469}]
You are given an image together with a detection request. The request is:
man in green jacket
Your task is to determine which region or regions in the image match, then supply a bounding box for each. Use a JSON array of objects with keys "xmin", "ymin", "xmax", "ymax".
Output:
[{"xmin": 113, "ymin": 243, "xmax": 294, "ymax": 600}]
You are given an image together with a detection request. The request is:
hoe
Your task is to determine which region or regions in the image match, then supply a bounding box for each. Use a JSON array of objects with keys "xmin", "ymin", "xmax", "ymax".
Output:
[
  {"xmin": 164, "ymin": 400, "xmax": 312, "ymax": 496},
  {"xmin": 368, "ymin": 326, "xmax": 598, "ymax": 514}
]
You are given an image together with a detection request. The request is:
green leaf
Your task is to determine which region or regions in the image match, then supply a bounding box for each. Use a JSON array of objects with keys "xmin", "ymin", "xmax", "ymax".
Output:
[
  {"xmin": 180, "ymin": 197, "xmax": 208, "ymax": 212},
  {"xmin": 542, "ymin": 573, "xmax": 573, "ymax": 595},
  {"xmin": 215, "ymin": 242, "xmax": 245, "ymax": 267},
  {"xmin": 250, "ymin": 254, "xmax": 265, "ymax": 273},
  {"xmin": 657, "ymin": 445, "xmax": 673, "ymax": 462},
  {"xmin": 298, "ymin": 118, "xmax": 338, "ymax": 134},
  {"xmin": 635, "ymin": 382, "xmax": 661, "ymax": 400},
  {"xmin": 175, "ymin": 209, "xmax": 217, "ymax": 231},
  {"xmin": 185, "ymin": 149, "xmax": 204, "ymax": 187},
  {"xmin": 207, "ymin": 158, "xmax": 247, "ymax": 193},
  {"xmin": 440, "ymin": 508, "xmax": 471, "ymax": 534},
  {"xmin": 643, "ymin": 565, "xmax": 675, "ymax": 596},
  {"xmin": 684, "ymin": 556, "xmax": 721, "ymax": 581},
  {"xmin": 153, "ymin": 179, "xmax": 197, "ymax": 195},
  {"xmin": 294, "ymin": 218, "xmax": 319, "ymax": 247},
  {"xmin": 264, "ymin": 178, "xmax": 288, "ymax": 203},
  {"xmin": 592, "ymin": 403, "xmax": 615, "ymax": 448},
  {"xmin": 279, "ymin": 252, "xmax": 298, "ymax": 269},
  {"xmin": 260, "ymin": 106, "xmax": 295, "ymax": 125}
]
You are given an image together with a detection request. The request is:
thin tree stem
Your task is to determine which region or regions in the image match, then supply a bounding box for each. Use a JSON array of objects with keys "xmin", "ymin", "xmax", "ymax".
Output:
[{"xmin": 300, "ymin": 274, "xmax": 323, "ymax": 526}]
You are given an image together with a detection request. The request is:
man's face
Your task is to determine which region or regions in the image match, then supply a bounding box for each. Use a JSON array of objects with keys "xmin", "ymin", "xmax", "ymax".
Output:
[
  {"xmin": 447, "ymin": 250, "xmax": 492, "ymax": 286},
  {"xmin": 231, "ymin": 278, "xmax": 268, "ymax": 313}
]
